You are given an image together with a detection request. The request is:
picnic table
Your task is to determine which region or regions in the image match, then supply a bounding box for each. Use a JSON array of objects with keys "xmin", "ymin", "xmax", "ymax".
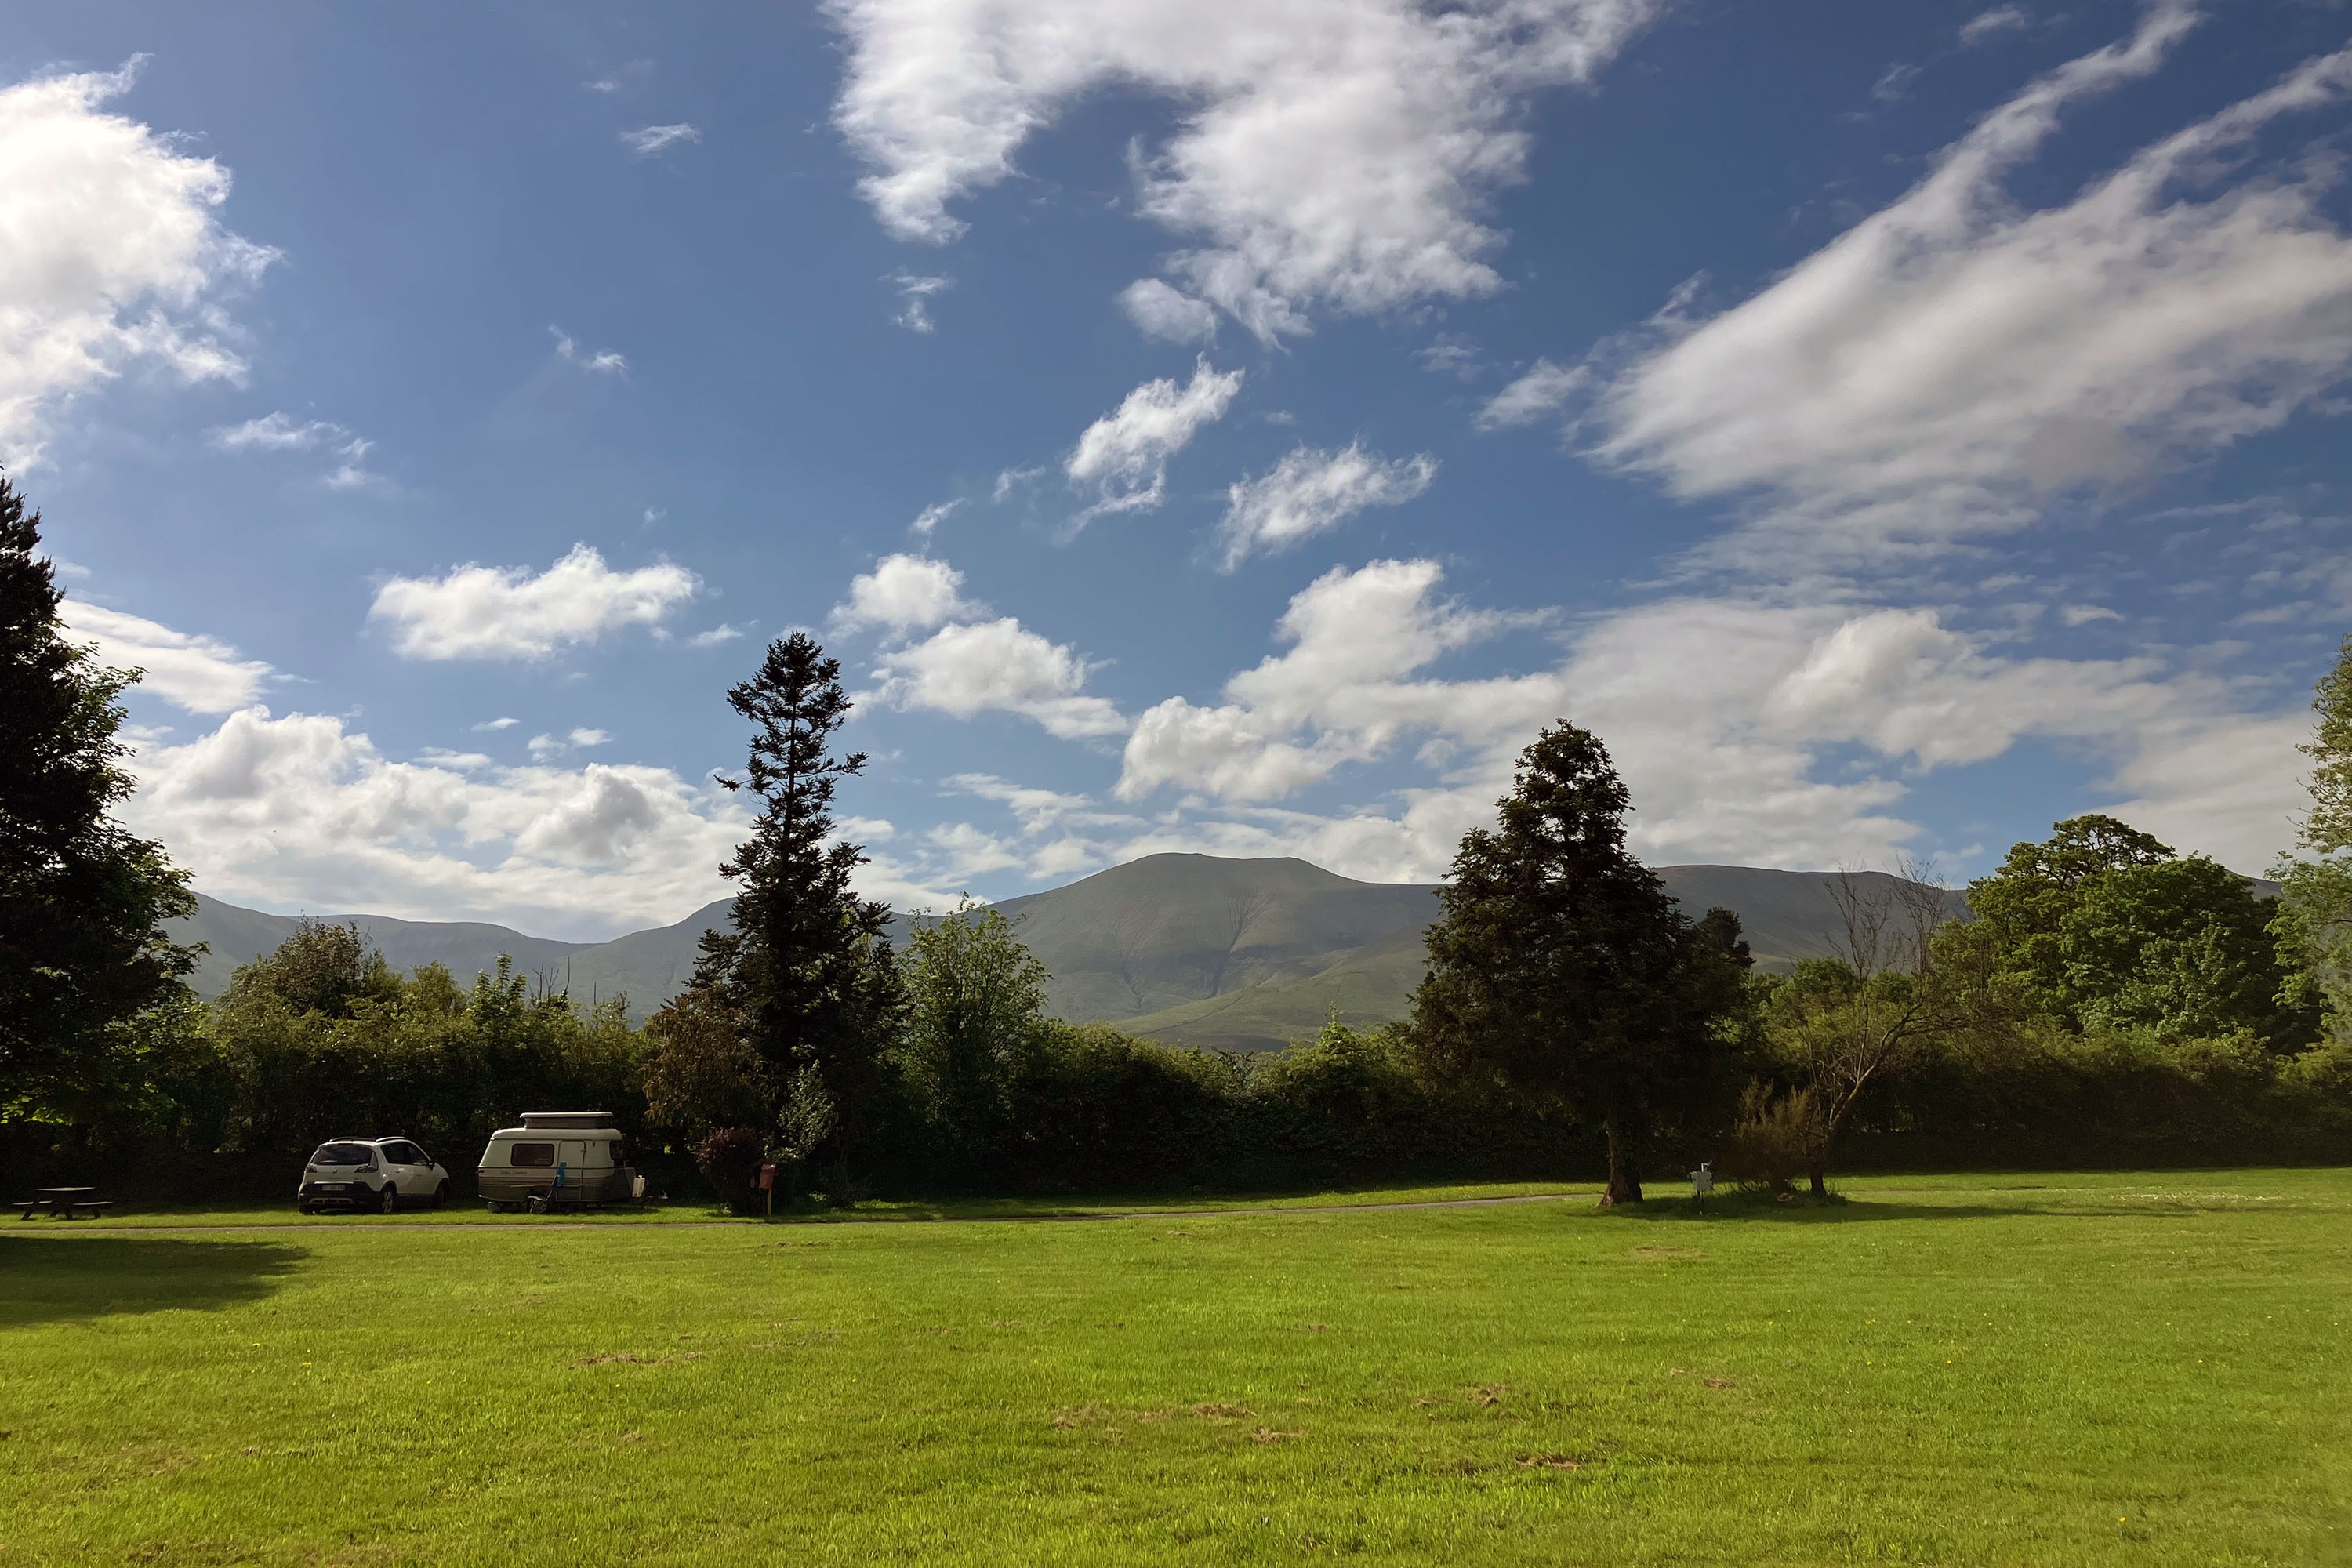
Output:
[{"xmin": 13, "ymin": 1186, "xmax": 112, "ymax": 1220}]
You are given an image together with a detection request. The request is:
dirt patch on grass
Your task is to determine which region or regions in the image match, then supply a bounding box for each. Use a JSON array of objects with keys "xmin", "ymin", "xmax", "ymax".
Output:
[
  {"xmin": 1193, "ymin": 1403, "xmax": 1254, "ymax": 1421},
  {"xmin": 1632, "ymin": 1246, "xmax": 1706, "ymax": 1261},
  {"xmin": 574, "ymin": 1351, "xmax": 703, "ymax": 1367}
]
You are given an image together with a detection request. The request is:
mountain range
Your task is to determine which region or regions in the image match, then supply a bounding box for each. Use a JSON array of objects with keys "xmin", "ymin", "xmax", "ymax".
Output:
[{"xmin": 170, "ymin": 854, "xmax": 1967, "ymax": 1053}]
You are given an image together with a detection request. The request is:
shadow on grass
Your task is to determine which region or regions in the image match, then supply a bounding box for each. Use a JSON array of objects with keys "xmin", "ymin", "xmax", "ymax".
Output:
[
  {"xmin": 0, "ymin": 1234, "xmax": 307, "ymax": 1328},
  {"xmin": 1602, "ymin": 1192, "xmax": 2172, "ymax": 1225}
]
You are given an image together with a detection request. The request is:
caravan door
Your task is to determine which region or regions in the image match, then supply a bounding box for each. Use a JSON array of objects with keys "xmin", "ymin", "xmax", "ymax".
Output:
[{"xmin": 556, "ymin": 1138, "xmax": 592, "ymax": 1192}]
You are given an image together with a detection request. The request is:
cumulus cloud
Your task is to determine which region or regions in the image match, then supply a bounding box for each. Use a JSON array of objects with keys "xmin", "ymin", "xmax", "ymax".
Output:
[
  {"xmin": 58, "ymin": 599, "xmax": 273, "ymax": 713},
  {"xmin": 831, "ymin": 553, "xmax": 977, "ymax": 633},
  {"xmin": 620, "ymin": 122, "xmax": 701, "ymax": 155},
  {"xmin": 528, "ymin": 728, "xmax": 612, "ymax": 763},
  {"xmin": 869, "ymin": 617, "xmax": 1127, "ymax": 739},
  {"xmin": 890, "ymin": 271, "xmax": 952, "ymax": 332},
  {"xmin": 550, "ymin": 326, "xmax": 627, "ymax": 374},
  {"xmin": 118, "ymin": 706, "xmax": 750, "ymax": 938},
  {"xmin": 1109, "ymin": 559, "xmax": 2308, "ymax": 880},
  {"xmin": 369, "ymin": 545, "xmax": 699, "ymax": 661},
  {"xmin": 1120, "ymin": 559, "xmax": 1553, "ymax": 807},
  {"xmin": 1216, "ymin": 441, "xmax": 1436, "ymax": 570},
  {"xmin": 1118, "ymin": 279, "xmax": 1218, "ymax": 344},
  {"xmin": 1587, "ymin": 9, "xmax": 2352, "ymax": 564},
  {"xmin": 1064, "ymin": 358, "xmax": 1243, "ymax": 529},
  {"xmin": 827, "ymin": 0, "xmax": 1662, "ymax": 338},
  {"xmin": 0, "ymin": 59, "xmax": 276, "ymax": 466}
]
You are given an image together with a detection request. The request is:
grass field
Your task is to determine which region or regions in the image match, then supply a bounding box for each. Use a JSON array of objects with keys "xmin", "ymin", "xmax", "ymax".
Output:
[{"xmin": 4, "ymin": 1171, "xmax": 2348, "ymax": 1566}]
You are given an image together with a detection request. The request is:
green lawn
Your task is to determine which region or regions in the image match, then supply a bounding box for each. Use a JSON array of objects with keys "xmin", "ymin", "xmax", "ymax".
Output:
[{"xmin": 3, "ymin": 1171, "xmax": 2348, "ymax": 1566}]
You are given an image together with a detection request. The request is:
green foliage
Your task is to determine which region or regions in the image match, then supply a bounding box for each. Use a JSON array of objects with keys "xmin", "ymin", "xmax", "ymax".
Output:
[
  {"xmin": 691, "ymin": 1126, "xmax": 767, "ymax": 1215},
  {"xmin": 2061, "ymin": 858, "xmax": 2307, "ymax": 1046},
  {"xmin": 196, "ymin": 942, "xmax": 645, "ymax": 1167},
  {"xmin": 898, "ymin": 901, "xmax": 1052, "ymax": 1167},
  {"xmin": 1961, "ymin": 814, "xmax": 2174, "ymax": 1011},
  {"xmin": 693, "ymin": 632, "xmax": 904, "ymax": 1179},
  {"xmin": 1410, "ymin": 723, "xmax": 1751, "ymax": 1202},
  {"xmin": 0, "ymin": 476, "xmax": 198, "ymax": 1123},
  {"xmin": 637, "ymin": 983, "xmax": 768, "ymax": 1142},
  {"xmin": 1713, "ymin": 1082, "xmax": 1822, "ymax": 1195}
]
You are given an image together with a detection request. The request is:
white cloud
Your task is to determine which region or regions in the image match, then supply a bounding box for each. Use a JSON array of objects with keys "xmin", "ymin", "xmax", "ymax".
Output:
[
  {"xmin": 58, "ymin": 599, "xmax": 272, "ymax": 713},
  {"xmin": 527, "ymin": 728, "xmax": 612, "ymax": 762},
  {"xmin": 1588, "ymin": 11, "xmax": 2352, "ymax": 565},
  {"xmin": 832, "ymin": 553, "xmax": 977, "ymax": 633},
  {"xmin": 926, "ymin": 820, "xmax": 1024, "ymax": 878},
  {"xmin": 1118, "ymin": 279, "xmax": 1218, "ymax": 344},
  {"xmin": 909, "ymin": 499, "xmax": 962, "ymax": 538},
  {"xmin": 2060, "ymin": 604, "xmax": 2122, "ymax": 626},
  {"xmin": 1119, "ymin": 558, "xmax": 1551, "ymax": 806},
  {"xmin": 1959, "ymin": 6, "xmax": 2030, "ymax": 46},
  {"xmin": 1871, "ymin": 63, "xmax": 1920, "ymax": 106},
  {"xmin": 869, "ymin": 617, "xmax": 1127, "ymax": 739},
  {"xmin": 550, "ymin": 325, "xmax": 627, "ymax": 374},
  {"xmin": 688, "ymin": 623, "xmax": 745, "ymax": 648},
  {"xmin": 620, "ymin": 122, "xmax": 701, "ymax": 155},
  {"xmin": 1476, "ymin": 359, "xmax": 1586, "ymax": 429},
  {"xmin": 0, "ymin": 59, "xmax": 276, "ymax": 466},
  {"xmin": 1064, "ymin": 357, "xmax": 1243, "ymax": 528},
  {"xmin": 890, "ymin": 271, "xmax": 951, "ymax": 332},
  {"xmin": 369, "ymin": 544, "xmax": 699, "ymax": 661},
  {"xmin": 474, "ymin": 716, "xmax": 521, "ymax": 731},
  {"xmin": 827, "ymin": 0, "xmax": 1663, "ymax": 339},
  {"xmin": 210, "ymin": 412, "xmax": 335, "ymax": 452},
  {"xmin": 1216, "ymin": 441, "xmax": 1436, "ymax": 570},
  {"xmin": 212, "ymin": 411, "xmax": 379, "ymax": 487},
  {"xmin": 1108, "ymin": 559, "xmax": 2309, "ymax": 880},
  {"xmin": 119, "ymin": 706, "xmax": 750, "ymax": 939}
]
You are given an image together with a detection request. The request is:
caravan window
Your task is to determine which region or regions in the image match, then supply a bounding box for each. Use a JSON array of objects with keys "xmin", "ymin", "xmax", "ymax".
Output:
[{"xmin": 511, "ymin": 1142, "xmax": 556, "ymax": 1167}]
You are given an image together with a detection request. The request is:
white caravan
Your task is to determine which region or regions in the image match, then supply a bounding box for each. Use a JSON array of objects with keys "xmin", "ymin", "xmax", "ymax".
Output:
[{"xmin": 476, "ymin": 1111, "xmax": 645, "ymax": 1211}]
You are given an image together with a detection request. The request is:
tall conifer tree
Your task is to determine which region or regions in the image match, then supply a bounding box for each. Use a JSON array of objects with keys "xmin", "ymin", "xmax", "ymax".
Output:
[
  {"xmin": 1410, "ymin": 723, "xmax": 1748, "ymax": 1204},
  {"xmin": 0, "ymin": 476, "xmax": 197, "ymax": 1121},
  {"xmin": 692, "ymin": 632, "xmax": 902, "ymax": 1187}
]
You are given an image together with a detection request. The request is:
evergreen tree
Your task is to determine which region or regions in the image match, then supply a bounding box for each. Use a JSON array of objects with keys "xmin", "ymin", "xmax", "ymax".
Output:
[
  {"xmin": 691, "ymin": 632, "xmax": 902, "ymax": 1190},
  {"xmin": 2274, "ymin": 635, "xmax": 2352, "ymax": 1039},
  {"xmin": 0, "ymin": 476, "xmax": 198, "ymax": 1122},
  {"xmin": 1409, "ymin": 723, "xmax": 1748, "ymax": 1205}
]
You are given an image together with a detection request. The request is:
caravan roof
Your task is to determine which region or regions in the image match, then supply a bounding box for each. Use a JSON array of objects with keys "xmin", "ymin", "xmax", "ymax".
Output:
[{"xmin": 517, "ymin": 1111, "xmax": 617, "ymax": 1130}]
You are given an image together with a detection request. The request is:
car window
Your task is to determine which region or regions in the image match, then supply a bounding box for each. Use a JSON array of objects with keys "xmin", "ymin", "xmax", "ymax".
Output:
[
  {"xmin": 511, "ymin": 1142, "xmax": 556, "ymax": 1167},
  {"xmin": 313, "ymin": 1142, "xmax": 374, "ymax": 1165},
  {"xmin": 394, "ymin": 1142, "xmax": 425, "ymax": 1164}
]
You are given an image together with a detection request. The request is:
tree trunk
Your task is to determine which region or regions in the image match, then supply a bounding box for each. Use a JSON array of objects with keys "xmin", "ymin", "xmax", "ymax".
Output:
[
  {"xmin": 1599, "ymin": 1120, "xmax": 1643, "ymax": 1207},
  {"xmin": 1807, "ymin": 1156, "xmax": 1828, "ymax": 1200}
]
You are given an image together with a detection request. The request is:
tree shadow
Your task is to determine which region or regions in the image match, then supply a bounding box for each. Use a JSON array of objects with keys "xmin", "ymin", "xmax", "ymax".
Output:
[
  {"xmin": 0, "ymin": 1235, "xmax": 307, "ymax": 1329},
  {"xmin": 1602, "ymin": 1195, "xmax": 2073, "ymax": 1225}
]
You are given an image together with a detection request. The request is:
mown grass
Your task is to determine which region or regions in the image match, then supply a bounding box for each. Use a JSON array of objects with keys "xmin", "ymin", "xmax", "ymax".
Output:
[{"xmin": 2, "ymin": 1170, "xmax": 2347, "ymax": 1565}]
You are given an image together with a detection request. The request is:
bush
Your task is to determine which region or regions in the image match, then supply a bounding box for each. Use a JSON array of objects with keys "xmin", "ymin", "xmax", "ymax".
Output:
[
  {"xmin": 1714, "ymin": 1083, "xmax": 1821, "ymax": 1195},
  {"xmin": 693, "ymin": 1126, "xmax": 767, "ymax": 1214}
]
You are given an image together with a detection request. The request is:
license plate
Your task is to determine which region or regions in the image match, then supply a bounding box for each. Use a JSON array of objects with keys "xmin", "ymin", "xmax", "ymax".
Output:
[{"xmin": 323, "ymin": 1184, "xmax": 350, "ymax": 1192}]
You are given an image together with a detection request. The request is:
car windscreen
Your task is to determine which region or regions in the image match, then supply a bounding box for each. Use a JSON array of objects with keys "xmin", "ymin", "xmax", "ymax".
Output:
[{"xmin": 312, "ymin": 1143, "xmax": 375, "ymax": 1166}]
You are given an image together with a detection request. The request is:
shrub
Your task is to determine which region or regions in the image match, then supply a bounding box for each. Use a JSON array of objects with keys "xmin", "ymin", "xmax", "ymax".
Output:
[
  {"xmin": 1715, "ymin": 1083, "xmax": 1822, "ymax": 1195},
  {"xmin": 693, "ymin": 1126, "xmax": 767, "ymax": 1214}
]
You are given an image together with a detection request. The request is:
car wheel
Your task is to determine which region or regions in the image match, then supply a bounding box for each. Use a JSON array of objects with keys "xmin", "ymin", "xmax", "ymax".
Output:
[
  {"xmin": 433, "ymin": 1181, "xmax": 450, "ymax": 1211},
  {"xmin": 299, "ymin": 1201, "xmax": 316, "ymax": 1215},
  {"xmin": 378, "ymin": 1182, "xmax": 400, "ymax": 1215}
]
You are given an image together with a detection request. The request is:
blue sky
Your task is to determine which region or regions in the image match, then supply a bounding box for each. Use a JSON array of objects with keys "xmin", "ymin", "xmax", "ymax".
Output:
[{"xmin": 5, "ymin": 0, "xmax": 2349, "ymax": 938}]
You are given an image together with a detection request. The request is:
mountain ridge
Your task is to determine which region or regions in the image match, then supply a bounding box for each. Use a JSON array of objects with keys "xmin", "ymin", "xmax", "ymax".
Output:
[{"xmin": 169, "ymin": 854, "xmax": 1969, "ymax": 1050}]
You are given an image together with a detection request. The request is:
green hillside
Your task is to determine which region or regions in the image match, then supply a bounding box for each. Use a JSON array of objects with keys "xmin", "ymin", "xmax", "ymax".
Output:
[{"xmin": 170, "ymin": 855, "xmax": 1973, "ymax": 1048}]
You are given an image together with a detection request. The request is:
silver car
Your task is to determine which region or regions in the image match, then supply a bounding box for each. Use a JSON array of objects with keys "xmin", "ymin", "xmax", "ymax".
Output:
[{"xmin": 297, "ymin": 1137, "xmax": 452, "ymax": 1214}]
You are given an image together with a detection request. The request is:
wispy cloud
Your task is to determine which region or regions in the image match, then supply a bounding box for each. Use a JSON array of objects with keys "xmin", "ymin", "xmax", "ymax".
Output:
[
  {"xmin": 1216, "ymin": 442, "xmax": 1437, "ymax": 571},
  {"xmin": 1063, "ymin": 358, "xmax": 1243, "ymax": 532},
  {"xmin": 620, "ymin": 122, "xmax": 700, "ymax": 156},
  {"xmin": 890, "ymin": 271, "xmax": 952, "ymax": 333},
  {"xmin": 210, "ymin": 412, "xmax": 379, "ymax": 488},
  {"xmin": 909, "ymin": 499, "xmax": 963, "ymax": 538},
  {"xmin": 550, "ymin": 326, "xmax": 627, "ymax": 375}
]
